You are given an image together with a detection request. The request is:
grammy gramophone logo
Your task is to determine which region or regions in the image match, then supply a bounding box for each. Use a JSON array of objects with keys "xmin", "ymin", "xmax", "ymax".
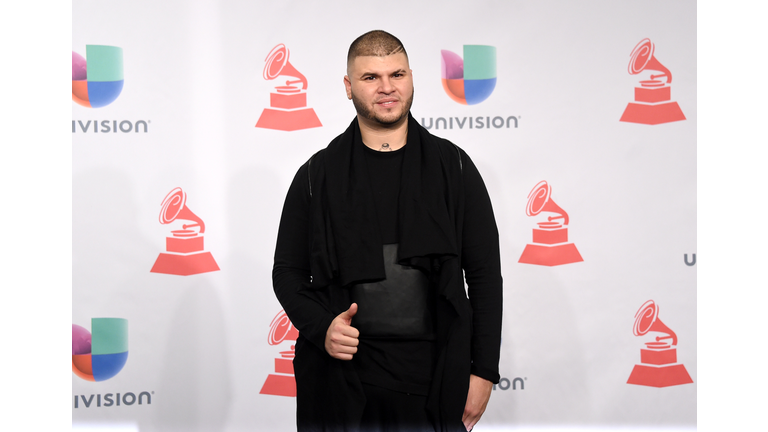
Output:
[
  {"xmin": 627, "ymin": 300, "xmax": 693, "ymax": 388},
  {"xmin": 620, "ymin": 38, "xmax": 686, "ymax": 125},
  {"xmin": 260, "ymin": 310, "xmax": 298, "ymax": 397},
  {"xmin": 255, "ymin": 43, "xmax": 322, "ymax": 131},
  {"xmin": 518, "ymin": 181, "xmax": 583, "ymax": 266},
  {"xmin": 150, "ymin": 187, "xmax": 220, "ymax": 276}
]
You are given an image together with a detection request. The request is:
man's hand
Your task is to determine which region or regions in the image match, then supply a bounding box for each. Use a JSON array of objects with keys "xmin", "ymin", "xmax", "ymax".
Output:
[
  {"xmin": 462, "ymin": 374, "xmax": 493, "ymax": 431},
  {"xmin": 324, "ymin": 303, "xmax": 360, "ymax": 360}
]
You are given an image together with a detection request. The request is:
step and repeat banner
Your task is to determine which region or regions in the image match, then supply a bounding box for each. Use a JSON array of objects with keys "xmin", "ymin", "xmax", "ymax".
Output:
[{"xmin": 72, "ymin": 0, "xmax": 696, "ymax": 430}]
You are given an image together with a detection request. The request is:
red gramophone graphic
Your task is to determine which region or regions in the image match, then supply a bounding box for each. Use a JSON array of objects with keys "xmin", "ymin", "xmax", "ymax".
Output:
[
  {"xmin": 518, "ymin": 181, "xmax": 583, "ymax": 266},
  {"xmin": 255, "ymin": 43, "xmax": 322, "ymax": 131},
  {"xmin": 260, "ymin": 310, "xmax": 299, "ymax": 397},
  {"xmin": 150, "ymin": 187, "xmax": 220, "ymax": 276},
  {"xmin": 620, "ymin": 38, "xmax": 686, "ymax": 125},
  {"xmin": 627, "ymin": 300, "xmax": 693, "ymax": 387}
]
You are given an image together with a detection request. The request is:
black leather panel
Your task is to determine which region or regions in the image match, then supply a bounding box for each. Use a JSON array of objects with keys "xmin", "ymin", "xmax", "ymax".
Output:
[{"xmin": 351, "ymin": 244, "xmax": 434, "ymax": 338}]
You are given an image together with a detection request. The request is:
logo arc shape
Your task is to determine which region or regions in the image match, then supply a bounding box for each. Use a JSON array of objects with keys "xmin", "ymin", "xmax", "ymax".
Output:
[
  {"xmin": 72, "ymin": 318, "xmax": 129, "ymax": 381},
  {"xmin": 440, "ymin": 45, "xmax": 496, "ymax": 105},
  {"xmin": 72, "ymin": 45, "xmax": 124, "ymax": 108}
]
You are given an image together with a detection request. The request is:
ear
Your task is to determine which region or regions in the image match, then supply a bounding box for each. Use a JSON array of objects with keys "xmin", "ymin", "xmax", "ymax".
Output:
[{"xmin": 343, "ymin": 75, "xmax": 352, "ymax": 100}]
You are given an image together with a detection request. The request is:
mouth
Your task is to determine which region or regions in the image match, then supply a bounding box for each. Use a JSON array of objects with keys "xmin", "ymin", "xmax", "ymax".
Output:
[{"xmin": 376, "ymin": 98, "xmax": 399, "ymax": 108}]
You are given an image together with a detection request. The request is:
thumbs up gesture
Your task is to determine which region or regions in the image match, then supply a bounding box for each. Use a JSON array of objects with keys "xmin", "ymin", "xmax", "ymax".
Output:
[{"xmin": 324, "ymin": 303, "xmax": 360, "ymax": 360}]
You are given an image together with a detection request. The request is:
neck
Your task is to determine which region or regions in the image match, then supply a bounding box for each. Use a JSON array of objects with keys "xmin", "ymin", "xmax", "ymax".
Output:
[{"xmin": 357, "ymin": 115, "xmax": 408, "ymax": 151}]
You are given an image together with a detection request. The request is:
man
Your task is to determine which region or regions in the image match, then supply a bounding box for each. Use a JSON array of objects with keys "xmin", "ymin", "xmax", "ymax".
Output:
[{"xmin": 273, "ymin": 30, "xmax": 503, "ymax": 432}]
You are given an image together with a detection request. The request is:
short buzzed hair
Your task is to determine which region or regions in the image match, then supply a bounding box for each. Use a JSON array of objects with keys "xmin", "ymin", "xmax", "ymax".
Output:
[{"xmin": 347, "ymin": 30, "xmax": 408, "ymax": 69}]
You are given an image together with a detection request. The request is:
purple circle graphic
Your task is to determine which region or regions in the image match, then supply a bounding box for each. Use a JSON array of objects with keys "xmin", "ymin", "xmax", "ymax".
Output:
[
  {"xmin": 72, "ymin": 324, "xmax": 92, "ymax": 355},
  {"xmin": 72, "ymin": 52, "xmax": 87, "ymax": 81}
]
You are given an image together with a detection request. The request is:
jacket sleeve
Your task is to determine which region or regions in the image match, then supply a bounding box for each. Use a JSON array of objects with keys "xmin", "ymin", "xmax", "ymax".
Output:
[
  {"xmin": 272, "ymin": 162, "xmax": 336, "ymax": 352},
  {"xmin": 460, "ymin": 151, "xmax": 503, "ymax": 384}
]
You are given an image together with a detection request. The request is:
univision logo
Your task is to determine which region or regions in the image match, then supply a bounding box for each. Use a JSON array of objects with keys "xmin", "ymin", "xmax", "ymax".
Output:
[
  {"xmin": 441, "ymin": 45, "xmax": 497, "ymax": 105},
  {"xmin": 72, "ymin": 45, "xmax": 124, "ymax": 108},
  {"xmin": 72, "ymin": 45, "xmax": 150, "ymax": 134},
  {"xmin": 72, "ymin": 318, "xmax": 128, "ymax": 381},
  {"xmin": 424, "ymin": 46, "xmax": 516, "ymax": 131}
]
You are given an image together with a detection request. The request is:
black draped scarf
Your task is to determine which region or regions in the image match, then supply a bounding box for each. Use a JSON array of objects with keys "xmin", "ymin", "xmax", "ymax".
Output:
[{"xmin": 309, "ymin": 114, "xmax": 460, "ymax": 289}]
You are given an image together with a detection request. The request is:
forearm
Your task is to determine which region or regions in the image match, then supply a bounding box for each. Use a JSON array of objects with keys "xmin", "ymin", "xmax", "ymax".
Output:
[
  {"xmin": 272, "ymin": 266, "xmax": 335, "ymax": 350},
  {"xmin": 466, "ymin": 253, "xmax": 502, "ymax": 382},
  {"xmin": 272, "ymin": 162, "xmax": 336, "ymax": 350},
  {"xmin": 461, "ymin": 152, "xmax": 503, "ymax": 383}
]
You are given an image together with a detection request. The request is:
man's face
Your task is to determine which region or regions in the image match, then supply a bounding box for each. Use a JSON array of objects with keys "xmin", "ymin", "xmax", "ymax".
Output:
[{"xmin": 344, "ymin": 53, "xmax": 414, "ymax": 127}]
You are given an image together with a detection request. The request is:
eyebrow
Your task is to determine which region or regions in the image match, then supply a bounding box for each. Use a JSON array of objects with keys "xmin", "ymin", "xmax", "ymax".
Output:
[{"xmin": 359, "ymin": 68, "xmax": 408, "ymax": 78}]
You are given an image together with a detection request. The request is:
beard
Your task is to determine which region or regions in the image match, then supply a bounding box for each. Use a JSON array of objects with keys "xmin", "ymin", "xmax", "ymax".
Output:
[{"xmin": 351, "ymin": 88, "xmax": 414, "ymax": 126}]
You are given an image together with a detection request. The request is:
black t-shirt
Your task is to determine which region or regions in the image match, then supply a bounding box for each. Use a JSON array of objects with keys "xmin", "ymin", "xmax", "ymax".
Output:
[
  {"xmin": 352, "ymin": 143, "xmax": 436, "ymax": 395},
  {"xmin": 362, "ymin": 143, "xmax": 402, "ymax": 243}
]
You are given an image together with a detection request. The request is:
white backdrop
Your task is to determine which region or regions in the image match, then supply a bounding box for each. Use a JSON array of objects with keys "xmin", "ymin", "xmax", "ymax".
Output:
[{"xmin": 72, "ymin": 1, "xmax": 696, "ymax": 430}]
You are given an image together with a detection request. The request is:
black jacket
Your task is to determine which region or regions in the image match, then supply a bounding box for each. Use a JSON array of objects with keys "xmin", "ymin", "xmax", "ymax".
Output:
[{"xmin": 273, "ymin": 115, "xmax": 503, "ymax": 431}]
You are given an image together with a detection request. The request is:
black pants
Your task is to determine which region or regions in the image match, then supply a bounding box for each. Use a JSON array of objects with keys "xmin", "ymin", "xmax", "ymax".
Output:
[{"xmin": 359, "ymin": 383, "xmax": 435, "ymax": 432}]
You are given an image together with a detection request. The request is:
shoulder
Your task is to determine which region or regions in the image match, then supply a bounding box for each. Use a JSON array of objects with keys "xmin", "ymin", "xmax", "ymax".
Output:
[
  {"xmin": 303, "ymin": 147, "xmax": 328, "ymax": 179},
  {"xmin": 418, "ymin": 125, "xmax": 470, "ymax": 170},
  {"xmin": 305, "ymin": 126, "xmax": 350, "ymax": 167},
  {"xmin": 285, "ymin": 125, "xmax": 351, "ymax": 199},
  {"xmin": 287, "ymin": 145, "xmax": 329, "ymax": 198},
  {"xmin": 299, "ymin": 131, "xmax": 344, "ymax": 196}
]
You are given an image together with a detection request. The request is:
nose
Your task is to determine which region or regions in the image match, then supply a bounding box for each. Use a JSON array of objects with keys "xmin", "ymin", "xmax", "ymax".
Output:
[{"xmin": 378, "ymin": 76, "xmax": 394, "ymax": 93}]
